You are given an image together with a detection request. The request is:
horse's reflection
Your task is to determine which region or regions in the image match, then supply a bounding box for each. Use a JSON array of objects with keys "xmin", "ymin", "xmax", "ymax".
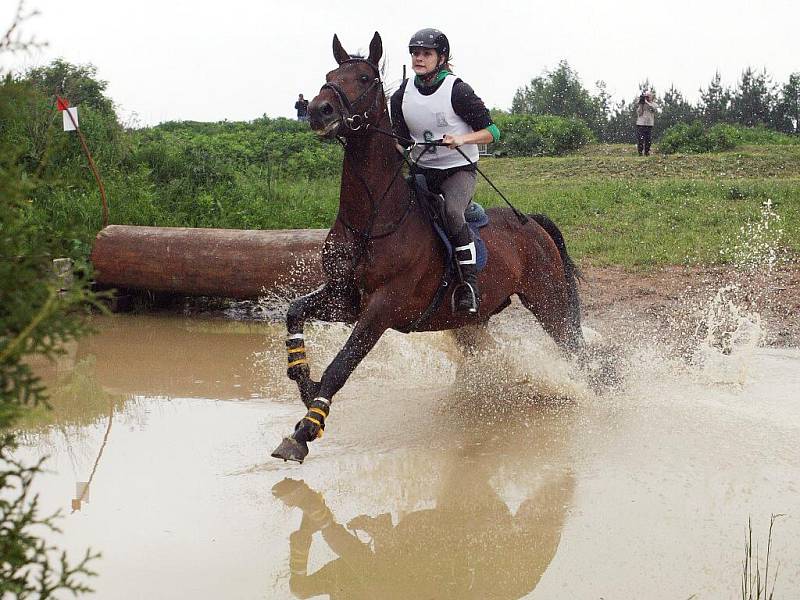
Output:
[{"xmin": 273, "ymin": 398, "xmax": 575, "ymax": 599}]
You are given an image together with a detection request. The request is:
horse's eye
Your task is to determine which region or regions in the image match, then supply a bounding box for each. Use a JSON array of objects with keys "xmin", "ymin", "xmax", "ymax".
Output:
[{"xmin": 360, "ymin": 74, "xmax": 370, "ymax": 84}]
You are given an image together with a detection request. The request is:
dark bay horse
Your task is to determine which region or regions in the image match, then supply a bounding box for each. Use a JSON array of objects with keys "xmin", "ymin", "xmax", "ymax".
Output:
[{"xmin": 272, "ymin": 31, "xmax": 584, "ymax": 463}]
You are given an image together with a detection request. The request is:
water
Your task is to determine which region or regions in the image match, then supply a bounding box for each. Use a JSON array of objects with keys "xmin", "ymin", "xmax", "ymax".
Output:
[{"xmin": 10, "ymin": 303, "xmax": 800, "ymax": 599}]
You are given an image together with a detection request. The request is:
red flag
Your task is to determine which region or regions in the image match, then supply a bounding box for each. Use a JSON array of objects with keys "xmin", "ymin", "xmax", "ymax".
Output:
[{"xmin": 56, "ymin": 96, "xmax": 70, "ymax": 111}]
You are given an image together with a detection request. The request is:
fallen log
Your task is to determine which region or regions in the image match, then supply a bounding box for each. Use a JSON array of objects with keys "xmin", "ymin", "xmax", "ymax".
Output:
[{"xmin": 91, "ymin": 225, "xmax": 327, "ymax": 299}]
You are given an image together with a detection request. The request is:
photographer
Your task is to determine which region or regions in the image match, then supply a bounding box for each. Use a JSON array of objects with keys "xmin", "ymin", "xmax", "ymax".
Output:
[{"xmin": 636, "ymin": 90, "xmax": 658, "ymax": 156}]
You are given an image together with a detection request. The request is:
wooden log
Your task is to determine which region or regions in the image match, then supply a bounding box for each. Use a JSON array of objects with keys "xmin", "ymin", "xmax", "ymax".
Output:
[{"xmin": 91, "ymin": 225, "xmax": 327, "ymax": 299}]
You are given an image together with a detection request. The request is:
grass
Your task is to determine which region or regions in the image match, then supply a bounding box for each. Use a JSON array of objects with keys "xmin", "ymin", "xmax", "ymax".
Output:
[
  {"xmin": 473, "ymin": 144, "xmax": 800, "ymax": 266},
  {"xmin": 742, "ymin": 515, "xmax": 784, "ymax": 600},
  {"xmin": 33, "ymin": 143, "xmax": 800, "ymax": 268}
]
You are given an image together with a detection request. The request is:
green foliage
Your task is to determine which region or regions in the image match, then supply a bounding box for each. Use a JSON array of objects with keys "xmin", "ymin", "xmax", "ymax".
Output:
[
  {"xmin": 493, "ymin": 113, "xmax": 593, "ymax": 156},
  {"xmin": 1, "ymin": 60, "xmax": 345, "ymax": 255},
  {"xmin": 700, "ymin": 71, "xmax": 732, "ymax": 125},
  {"xmin": 1, "ymin": 54, "xmax": 99, "ymax": 598},
  {"xmin": 654, "ymin": 86, "xmax": 698, "ymax": 138},
  {"xmin": 24, "ymin": 59, "xmax": 115, "ymax": 116},
  {"xmin": 0, "ymin": 443, "xmax": 100, "ymax": 598},
  {"xmin": 659, "ymin": 122, "xmax": 800, "ymax": 154},
  {"xmin": 771, "ymin": 72, "xmax": 799, "ymax": 134},
  {"xmin": 659, "ymin": 122, "xmax": 743, "ymax": 154},
  {"xmin": 731, "ymin": 67, "xmax": 774, "ymax": 128},
  {"xmin": 474, "ymin": 147, "xmax": 800, "ymax": 266},
  {"xmin": 511, "ymin": 60, "xmax": 608, "ymax": 138}
]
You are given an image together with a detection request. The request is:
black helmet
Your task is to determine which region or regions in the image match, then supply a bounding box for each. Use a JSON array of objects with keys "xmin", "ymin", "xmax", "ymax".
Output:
[{"xmin": 408, "ymin": 28, "xmax": 450, "ymax": 59}]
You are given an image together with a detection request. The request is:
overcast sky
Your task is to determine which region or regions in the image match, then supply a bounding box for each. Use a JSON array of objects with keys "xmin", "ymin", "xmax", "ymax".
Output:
[{"xmin": 2, "ymin": 0, "xmax": 798, "ymax": 126}]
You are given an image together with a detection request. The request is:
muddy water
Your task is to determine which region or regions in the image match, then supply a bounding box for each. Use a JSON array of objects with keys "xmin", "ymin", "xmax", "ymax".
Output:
[{"xmin": 13, "ymin": 310, "xmax": 800, "ymax": 599}]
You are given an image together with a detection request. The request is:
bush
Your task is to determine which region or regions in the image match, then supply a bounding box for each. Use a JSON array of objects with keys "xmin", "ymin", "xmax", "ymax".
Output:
[
  {"xmin": 492, "ymin": 114, "xmax": 593, "ymax": 156},
  {"xmin": 733, "ymin": 125, "xmax": 800, "ymax": 145},
  {"xmin": 658, "ymin": 121, "xmax": 743, "ymax": 154}
]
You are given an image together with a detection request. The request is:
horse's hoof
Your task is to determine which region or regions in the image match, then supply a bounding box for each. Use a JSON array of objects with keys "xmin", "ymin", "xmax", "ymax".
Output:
[{"xmin": 271, "ymin": 437, "xmax": 309, "ymax": 463}]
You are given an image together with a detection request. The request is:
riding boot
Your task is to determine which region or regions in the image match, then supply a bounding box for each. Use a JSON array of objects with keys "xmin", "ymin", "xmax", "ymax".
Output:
[{"xmin": 451, "ymin": 223, "xmax": 480, "ymax": 314}]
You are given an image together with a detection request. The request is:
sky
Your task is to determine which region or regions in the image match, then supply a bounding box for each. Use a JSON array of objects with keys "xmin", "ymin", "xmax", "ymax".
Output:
[{"xmin": 1, "ymin": 0, "xmax": 798, "ymax": 126}]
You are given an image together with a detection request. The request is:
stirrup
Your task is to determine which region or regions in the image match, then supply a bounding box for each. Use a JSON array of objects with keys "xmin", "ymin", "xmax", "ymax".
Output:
[{"xmin": 451, "ymin": 281, "xmax": 479, "ymax": 314}]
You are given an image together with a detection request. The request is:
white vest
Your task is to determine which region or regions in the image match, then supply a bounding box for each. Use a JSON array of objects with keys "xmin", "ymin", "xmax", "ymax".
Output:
[{"xmin": 402, "ymin": 74, "xmax": 480, "ymax": 169}]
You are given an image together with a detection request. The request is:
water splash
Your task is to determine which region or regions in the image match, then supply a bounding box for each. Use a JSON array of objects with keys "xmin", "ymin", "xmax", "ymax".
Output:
[
  {"xmin": 721, "ymin": 198, "xmax": 785, "ymax": 274},
  {"xmin": 691, "ymin": 284, "xmax": 762, "ymax": 385}
]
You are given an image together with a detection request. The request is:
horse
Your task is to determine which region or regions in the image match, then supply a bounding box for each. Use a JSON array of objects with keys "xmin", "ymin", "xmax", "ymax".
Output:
[{"xmin": 271, "ymin": 31, "xmax": 585, "ymax": 463}]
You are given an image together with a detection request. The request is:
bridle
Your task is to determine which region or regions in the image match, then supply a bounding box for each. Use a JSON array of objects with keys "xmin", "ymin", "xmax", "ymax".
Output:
[{"xmin": 320, "ymin": 58, "xmax": 383, "ymax": 132}]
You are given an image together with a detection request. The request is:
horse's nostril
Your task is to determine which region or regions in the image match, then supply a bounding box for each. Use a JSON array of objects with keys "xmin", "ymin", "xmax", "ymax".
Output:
[{"xmin": 321, "ymin": 103, "xmax": 334, "ymax": 116}]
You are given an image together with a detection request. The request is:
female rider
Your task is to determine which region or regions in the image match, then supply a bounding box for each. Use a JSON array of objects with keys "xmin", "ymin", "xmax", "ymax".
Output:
[{"xmin": 390, "ymin": 28, "xmax": 500, "ymax": 314}]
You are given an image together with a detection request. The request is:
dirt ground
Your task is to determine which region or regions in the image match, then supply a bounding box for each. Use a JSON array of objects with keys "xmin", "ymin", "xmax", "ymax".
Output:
[{"xmin": 578, "ymin": 263, "xmax": 800, "ymax": 348}]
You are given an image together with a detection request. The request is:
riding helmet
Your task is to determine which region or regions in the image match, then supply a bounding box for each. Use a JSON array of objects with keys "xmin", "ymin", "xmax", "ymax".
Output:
[{"xmin": 408, "ymin": 28, "xmax": 450, "ymax": 60}]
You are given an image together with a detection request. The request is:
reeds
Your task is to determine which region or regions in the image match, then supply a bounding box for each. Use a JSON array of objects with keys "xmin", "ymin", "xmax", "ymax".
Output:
[{"xmin": 741, "ymin": 514, "xmax": 784, "ymax": 600}]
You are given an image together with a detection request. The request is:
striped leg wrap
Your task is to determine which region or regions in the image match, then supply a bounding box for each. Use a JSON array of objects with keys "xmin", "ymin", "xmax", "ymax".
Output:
[
  {"xmin": 299, "ymin": 397, "xmax": 330, "ymax": 439},
  {"xmin": 286, "ymin": 333, "xmax": 308, "ymax": 369}
]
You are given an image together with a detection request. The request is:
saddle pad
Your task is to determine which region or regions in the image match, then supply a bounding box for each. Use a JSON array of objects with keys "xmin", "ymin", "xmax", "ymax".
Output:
[
  {"xmin": 432, "ymin": 205, "xmax": 488, "ymax": 272},
  {"xmin": 407, "ymin": 175, "xmax": 489, "ymax": 272}
]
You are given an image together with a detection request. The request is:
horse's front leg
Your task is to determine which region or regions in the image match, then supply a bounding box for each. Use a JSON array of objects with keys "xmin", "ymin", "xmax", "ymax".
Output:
[
  {"xmin": 273, "ymin": 293, "xmax": 389, "ymax": 463},
  {"xmin": 285, "ymin": 283, "xmax": 357, "ymax": 407}
]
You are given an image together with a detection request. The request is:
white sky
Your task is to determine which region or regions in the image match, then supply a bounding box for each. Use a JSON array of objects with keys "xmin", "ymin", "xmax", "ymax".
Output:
[{"xmin": 2, "ymin": 0, "xmax": 798, "ymax": 126}]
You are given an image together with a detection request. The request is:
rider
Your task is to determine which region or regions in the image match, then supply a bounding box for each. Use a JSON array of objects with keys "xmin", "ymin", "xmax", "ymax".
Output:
[{"xmin": 390, "ymin": 28, "xmax": 500, "ymax": 314}]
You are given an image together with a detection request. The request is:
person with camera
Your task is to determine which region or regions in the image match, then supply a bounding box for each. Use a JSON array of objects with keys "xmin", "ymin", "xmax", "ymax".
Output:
[
  {"xmin": 636, "ymin": 90, "xmax": 658, "ymax": 156},
  {"xmin": 295, "ymin": 93, "xmax": 309, "ymax": 122}
]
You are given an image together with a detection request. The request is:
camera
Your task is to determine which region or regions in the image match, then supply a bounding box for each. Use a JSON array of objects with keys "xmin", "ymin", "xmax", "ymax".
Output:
[{"xmin": 639, "ymin": 94, "xmax": 646, "ymax": 104}]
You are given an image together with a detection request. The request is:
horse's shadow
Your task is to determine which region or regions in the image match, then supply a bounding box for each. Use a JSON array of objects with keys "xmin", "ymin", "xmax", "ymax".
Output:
[{"xmin": 272, "ymin": 391, "xmax": 577, "ymax": 599}]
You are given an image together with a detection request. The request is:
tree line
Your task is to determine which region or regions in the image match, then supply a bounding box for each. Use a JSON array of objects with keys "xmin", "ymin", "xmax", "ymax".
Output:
[{"xmin": 510, "ymin": 60, "xmax": 800, "ymax": 142}]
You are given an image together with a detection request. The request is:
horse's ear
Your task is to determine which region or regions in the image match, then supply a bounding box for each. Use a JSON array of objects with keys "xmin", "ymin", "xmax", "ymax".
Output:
[
  {"xmin": 368, "ymin": 31, "xmax": 382, "ymax": 65},
  {"xmin": 332, "ymin": 34, "xmax": 350, "ymax": 65}
]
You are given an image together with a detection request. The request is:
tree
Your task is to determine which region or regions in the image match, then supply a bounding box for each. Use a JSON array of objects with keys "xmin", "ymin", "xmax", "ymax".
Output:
[
  {"xmin": 773, "ymin": 73, "xmax": 800, "ymax": 134},
  {"xmin": 731, "ymin": 67, "xmax": 775, "ymax": 127},
  {"xmin": 603, "ymin": 98, "xmax": 636, "ymax": 143},
  {"xmin": 24, "ymin": 59, "xmax": 115, "ymax": 115},
  {"xmin": 1, "ymin": 5, "xmax": 99, "ymax": 596},
  {"xmin": 512, "ymin": 60, "xmax": 607, "ymax": 139},
  {"xmin": 654, "ymin": 85, "xmax": 697, "ymax": 138},
  {"xmin": 699, "ymin": 71, "xmax": 731, "ymax": 125}
]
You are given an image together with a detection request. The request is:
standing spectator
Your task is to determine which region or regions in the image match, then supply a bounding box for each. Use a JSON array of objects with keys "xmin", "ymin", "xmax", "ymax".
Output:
[
  {"xmin": 636, "ymin": 90, "xmax": 658, "ymax": 156},
  {"xmin": 295, "ymin": 93, "xmax": 309, "ymax": 122}
]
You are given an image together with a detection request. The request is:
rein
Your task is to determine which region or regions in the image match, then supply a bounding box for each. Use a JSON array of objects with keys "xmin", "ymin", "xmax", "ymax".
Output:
[
  {"xmin": 323, "ymin": 57, "xmax": 415, "ymax": 269},
  {"xmin": 323, "ymin": 56, "xmax": 527, "ymax": 260},
  {"xmin": 366, "ymin": 125, "xmax": 529, "ymax": 225}
]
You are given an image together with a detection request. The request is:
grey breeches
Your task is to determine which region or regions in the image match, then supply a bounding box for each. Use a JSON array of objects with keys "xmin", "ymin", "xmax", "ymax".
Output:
[{"xmin": 440, "ymin": 170, "xmax": 477, "ymax": 237}]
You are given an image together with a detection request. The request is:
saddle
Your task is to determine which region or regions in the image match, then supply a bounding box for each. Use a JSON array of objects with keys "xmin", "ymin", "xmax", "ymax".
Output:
[
  {"xmin": 397, "ymin": 176, "xmax": 490, "ymax": 332},
  {"xmin": 407, "ymin": 174, "xmax": 489, "ymax": 271}
]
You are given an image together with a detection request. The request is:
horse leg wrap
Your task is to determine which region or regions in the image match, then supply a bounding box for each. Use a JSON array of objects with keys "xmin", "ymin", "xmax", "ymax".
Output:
[
  {"xmin": 295, "ymin": 397, "xmax": 331, "ymax": 441},
  {"xmin": 286, "ymin": 333, "xmax": 309, "ymax": 380}
]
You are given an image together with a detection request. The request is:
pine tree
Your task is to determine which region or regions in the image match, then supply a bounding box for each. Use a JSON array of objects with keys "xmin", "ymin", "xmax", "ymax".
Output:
[
  {"xmin": 731, "ymin": 67, "xmax": 775, "ymax": 127},
  {"xmin": 699, "ymin": 71, "xmax": 731, "ymax": 125}
]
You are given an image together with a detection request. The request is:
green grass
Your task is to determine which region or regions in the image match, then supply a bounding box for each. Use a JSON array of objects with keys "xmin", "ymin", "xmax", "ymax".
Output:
[
  {"xmin": 472, "ymin": 144, "xmax": 800, "ymax": 266},
  {"xmin": 31, "ymin": 143, "xmax": 800, "ymax": 268}
]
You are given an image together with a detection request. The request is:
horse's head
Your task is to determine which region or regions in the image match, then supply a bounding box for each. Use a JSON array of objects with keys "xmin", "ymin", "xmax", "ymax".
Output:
[{"xmin": 308, "ymin": 32, "xmax": 385, "ymax": 138}]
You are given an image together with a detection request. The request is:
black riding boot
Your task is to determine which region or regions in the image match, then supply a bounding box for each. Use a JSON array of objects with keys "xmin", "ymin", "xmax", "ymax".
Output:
[{"xmin": 451, "ymin": 223, "xmax": 480, "ymax": 314}]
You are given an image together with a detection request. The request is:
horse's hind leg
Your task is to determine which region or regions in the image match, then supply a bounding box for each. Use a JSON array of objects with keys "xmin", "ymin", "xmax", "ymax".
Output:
[{"xmin": 518, "ymin": 291, "xmax": 584, "ymax": 355}]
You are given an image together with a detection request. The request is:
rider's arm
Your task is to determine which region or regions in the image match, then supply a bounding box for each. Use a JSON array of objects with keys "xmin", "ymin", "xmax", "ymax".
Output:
[
  {"xmin": 447, "ymin": 80, "xmax": 500, "ymax": 148},
  {"xmin": 442, "ymin": 128, "xmax": 494, "ymax": 148}
]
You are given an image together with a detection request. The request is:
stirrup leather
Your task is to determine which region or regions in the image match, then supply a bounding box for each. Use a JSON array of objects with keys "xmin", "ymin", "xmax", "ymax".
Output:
[{"xmin": 454, "ymin": 241, "xmax": 476, "ymax": 265}]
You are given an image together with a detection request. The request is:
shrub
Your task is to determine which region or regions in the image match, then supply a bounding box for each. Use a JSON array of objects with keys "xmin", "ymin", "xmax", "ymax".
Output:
[
  {"xmin": 492, "ymin": 114, "xmax": 593, "ymax": 156},
  {"xmin": 658, "ymin": 121, "xmax": 742, "ymax": 154}
]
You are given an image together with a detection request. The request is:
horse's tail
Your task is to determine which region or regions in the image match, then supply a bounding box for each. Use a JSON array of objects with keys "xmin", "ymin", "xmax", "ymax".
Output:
[{"xmin": 529, "ymin": 213, "xmax": 582, "ymax": 336}]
